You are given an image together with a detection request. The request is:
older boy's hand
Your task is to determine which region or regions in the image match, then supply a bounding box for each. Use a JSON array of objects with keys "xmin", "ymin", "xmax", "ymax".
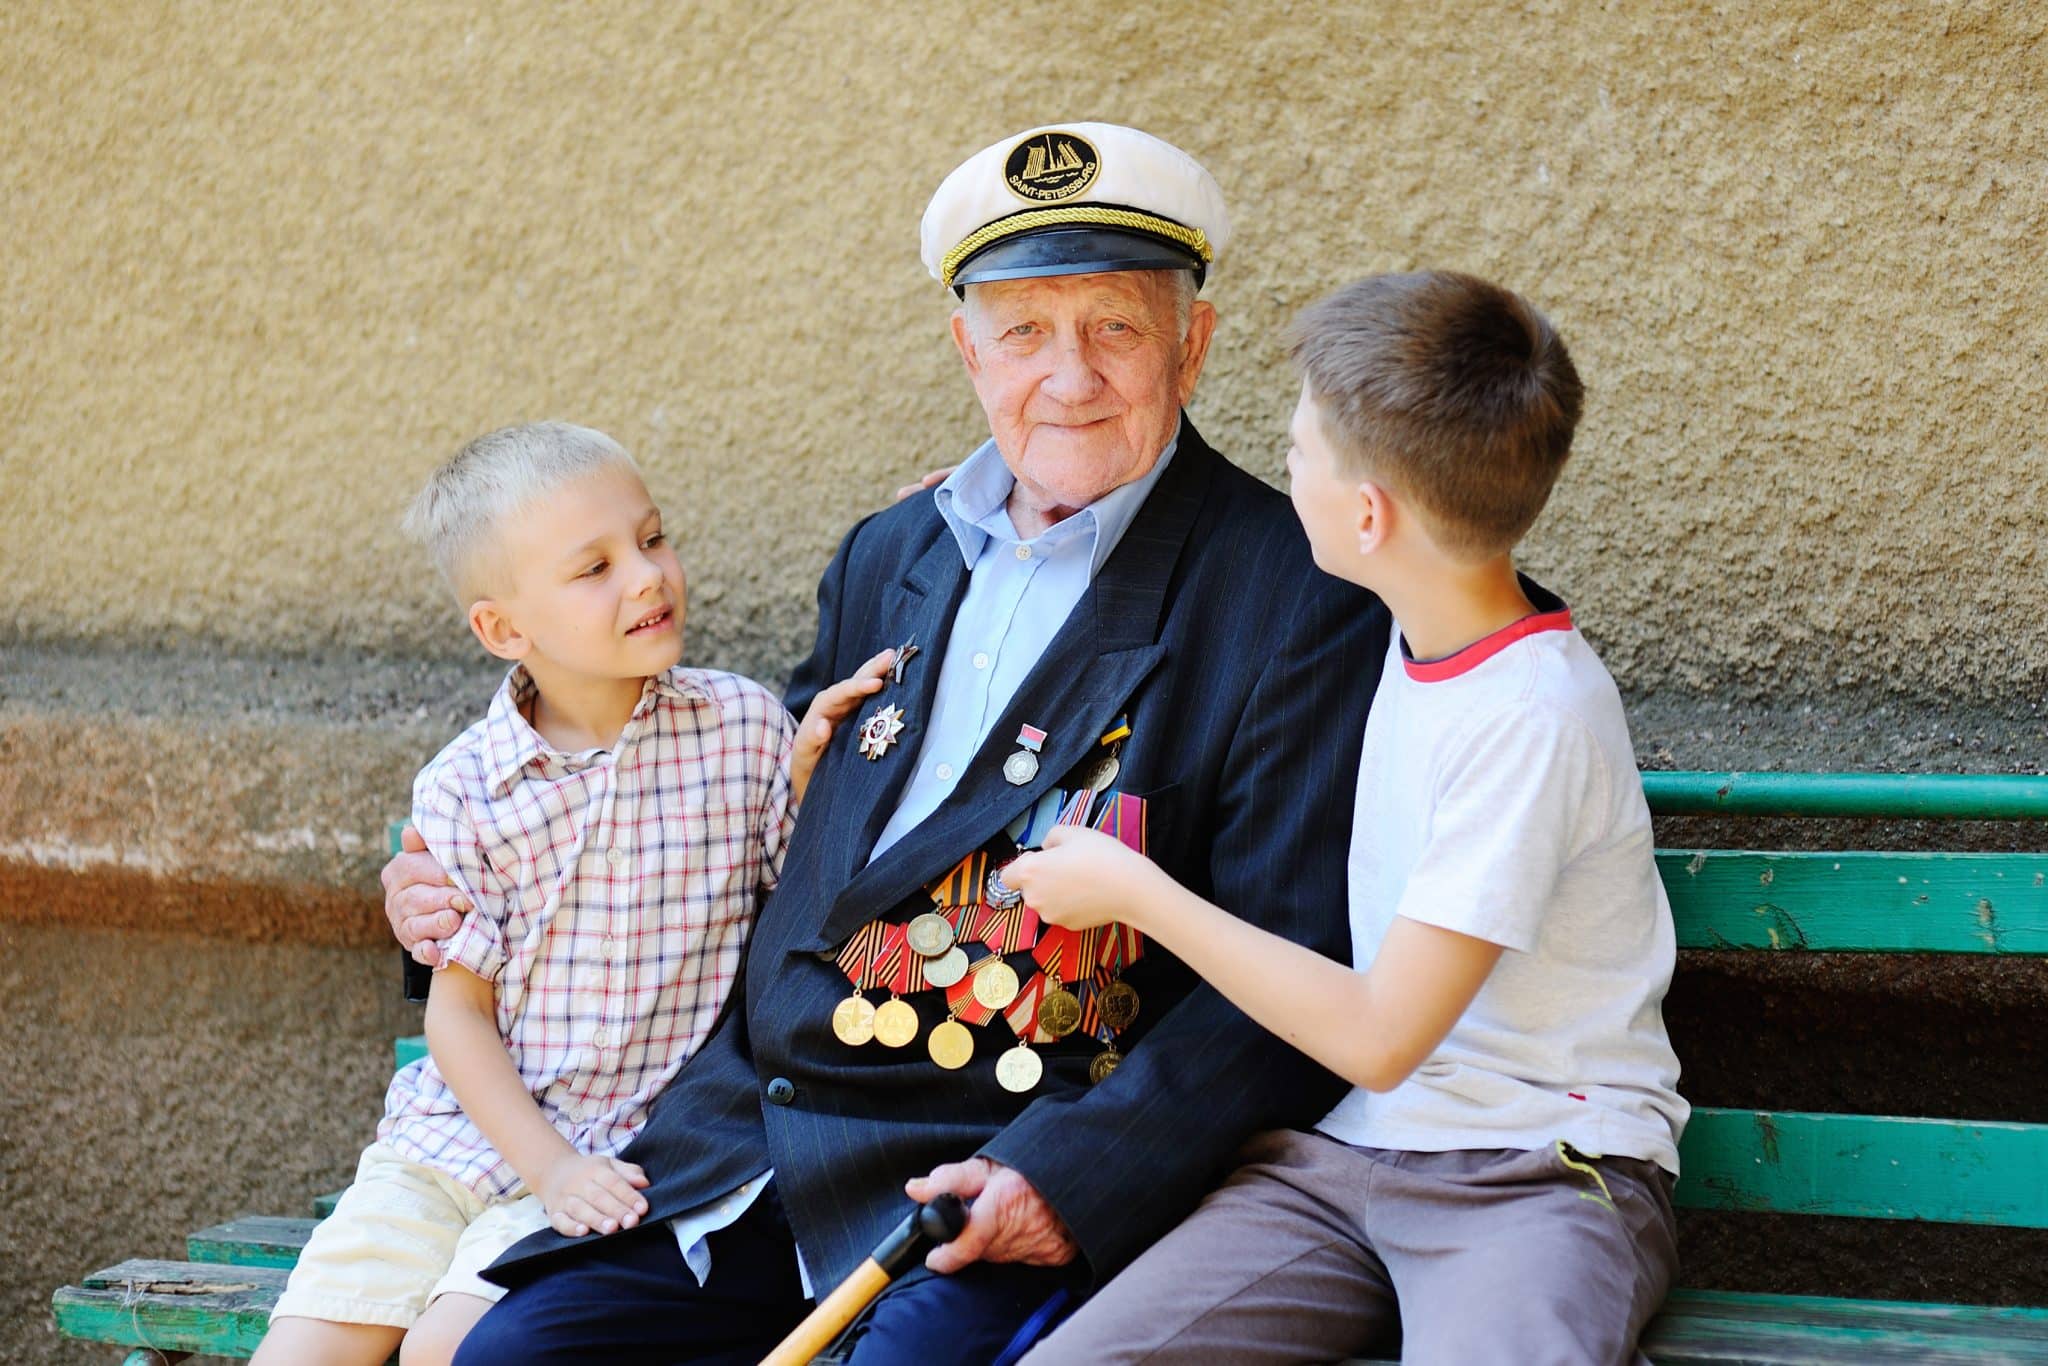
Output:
[
  {"xmin": 905, "ymin": 1157, "xmax": 1077, "ymax": 1273},
  {"xmin": 1005, "ymin": 826, "xmax": 1165, "ymax": 933},
  {"xmin": 381, "ymin": 825, "xmax": 469, "ymax": 965},
  {"xmin": 891, "ymin": 466, "xmax": 954, "ymax": 502},
  {"xmin": 537, "ymin": 1152, "xmax": 651, "ymax": 1239}
]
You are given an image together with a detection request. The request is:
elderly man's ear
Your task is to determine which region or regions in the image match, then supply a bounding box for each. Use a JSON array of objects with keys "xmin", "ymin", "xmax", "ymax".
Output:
[{"xmin": 1175, "ymin": 299, "xmax": 1219, "ymax": 405}]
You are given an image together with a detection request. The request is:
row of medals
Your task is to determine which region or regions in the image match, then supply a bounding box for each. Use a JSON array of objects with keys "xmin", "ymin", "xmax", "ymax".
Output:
[{"xmin": 831, "ymin": 862, "xmax": 1139, "ymax": 1093}]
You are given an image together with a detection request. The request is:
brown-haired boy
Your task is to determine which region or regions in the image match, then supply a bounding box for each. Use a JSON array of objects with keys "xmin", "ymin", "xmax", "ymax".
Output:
[{"xmin": 1008, "ymin": 272, "xmax": 1688, "ymax": 1363}]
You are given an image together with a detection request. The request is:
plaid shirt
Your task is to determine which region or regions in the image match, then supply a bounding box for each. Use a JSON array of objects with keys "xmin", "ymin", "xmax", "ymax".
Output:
[{"xmin": 380, "ymin": 664, "xmax": 795, "ymax": 1198}]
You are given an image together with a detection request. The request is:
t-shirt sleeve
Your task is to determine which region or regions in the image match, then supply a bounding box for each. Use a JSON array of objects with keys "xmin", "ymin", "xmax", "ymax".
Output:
[
  {"xmin": 1392, "ymin": 701, "xmax": 1608, "ymax": 954},
  {"xmin": 756, "ymin": 703, "xmax": 799, "ymax": 893},
  {"xmin": 412, "ymin": 764, "xmax": 514, "ymax": 983}
]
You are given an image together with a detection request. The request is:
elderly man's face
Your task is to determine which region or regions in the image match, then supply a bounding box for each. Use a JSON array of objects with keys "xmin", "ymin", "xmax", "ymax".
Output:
[{"xmin": 951, "ymin": 270, "xmax": 1216, "ymax": 515}]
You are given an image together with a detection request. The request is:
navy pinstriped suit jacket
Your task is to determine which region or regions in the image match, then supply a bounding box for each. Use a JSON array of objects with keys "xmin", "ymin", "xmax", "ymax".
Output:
[{"xmin": 490, "ymin": 418, "xmax": 1390, "ymax": 1293}]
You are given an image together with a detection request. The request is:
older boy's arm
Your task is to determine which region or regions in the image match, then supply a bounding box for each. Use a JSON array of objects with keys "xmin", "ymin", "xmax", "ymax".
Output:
[
  {"xmin": 1025, "ymin": 843, "xmax": 1502, "ymax": 1092},
  {"xmin": 423, "ymin": 967, "xmax": 650, "ymax": 1237}
]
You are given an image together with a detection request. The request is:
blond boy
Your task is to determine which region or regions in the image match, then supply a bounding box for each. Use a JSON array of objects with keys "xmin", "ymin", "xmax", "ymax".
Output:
[{"xmin": 256, "ymin": 423, "xmax": 885, "ymax": 1366}]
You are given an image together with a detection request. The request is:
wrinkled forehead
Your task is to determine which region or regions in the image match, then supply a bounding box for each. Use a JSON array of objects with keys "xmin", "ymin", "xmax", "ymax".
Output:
[{"xmin": 962, "ymin": 268, "xmax": 1178, "ymax": 318}]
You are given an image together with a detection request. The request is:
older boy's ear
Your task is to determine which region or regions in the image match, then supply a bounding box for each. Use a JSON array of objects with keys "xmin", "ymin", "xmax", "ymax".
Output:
[
  {"xmin": 467, "ymin": 600, "xmax": 529, "ymax": 662},
  {"xmin": 1355, "ymin": 479, "xmax": 1391, "ymax": 556}
]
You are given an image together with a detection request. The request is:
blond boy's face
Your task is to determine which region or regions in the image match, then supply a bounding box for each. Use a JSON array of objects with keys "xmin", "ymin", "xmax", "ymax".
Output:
[
  {"xmin": 1285, "ymin": 382, "xmax": 1369, "ymax": 584},
  {"xmin": 478, "ymin": 464, "xmax": 686, "ymax": 681}
]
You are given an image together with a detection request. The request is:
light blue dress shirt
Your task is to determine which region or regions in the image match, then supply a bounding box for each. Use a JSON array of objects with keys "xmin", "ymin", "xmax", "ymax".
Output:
[
  {"xmin": 671, "ymin": 424, "xmax": 1178, "ymax": 1290},
  {"xmin": 870, "ymin": 428, "xmax": 1179, "ymax": 857}
]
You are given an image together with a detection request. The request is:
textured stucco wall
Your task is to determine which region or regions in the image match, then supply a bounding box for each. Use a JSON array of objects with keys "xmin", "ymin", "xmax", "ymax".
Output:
[{"xmin": 3, "ymin": 1, "xmax": 2043, "ymax": 696}]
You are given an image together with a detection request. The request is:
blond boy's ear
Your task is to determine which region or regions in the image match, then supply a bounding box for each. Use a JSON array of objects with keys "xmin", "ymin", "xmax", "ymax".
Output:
[{"xmin": 467, "ymin": 599, "xmax": 530, "ymax": 662}]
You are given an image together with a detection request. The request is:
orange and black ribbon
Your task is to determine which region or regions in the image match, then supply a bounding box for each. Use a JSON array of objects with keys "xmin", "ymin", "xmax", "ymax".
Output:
[{"xmin": 836, "ymin": 920, "xmax": 889, "ymax": 991}]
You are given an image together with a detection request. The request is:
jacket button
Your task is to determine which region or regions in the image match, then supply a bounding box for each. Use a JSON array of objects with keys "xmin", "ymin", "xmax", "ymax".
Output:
[{"xmin": 766, "ymin": 1077, "xmax": 797, "ymax": 1105}]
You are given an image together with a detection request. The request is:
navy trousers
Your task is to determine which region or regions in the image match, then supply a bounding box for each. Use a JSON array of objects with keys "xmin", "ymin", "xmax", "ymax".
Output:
[{"xmin": 451, "ymin": 1186, "xmax": 1082, "ymax": 1366}]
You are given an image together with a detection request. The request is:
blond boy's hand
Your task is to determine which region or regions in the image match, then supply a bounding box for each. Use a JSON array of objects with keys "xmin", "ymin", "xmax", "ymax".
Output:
[
  {"xmin": 1005, "ymin": 826, "xmax": 1167, "ymax": 933},
  {"xmin": 536, "ymin": 1152, "xmax": 651, "ymax": 1239},
  {"xmin": 790, "ymin": 647, "xmax": 895, "ymax": 803}
]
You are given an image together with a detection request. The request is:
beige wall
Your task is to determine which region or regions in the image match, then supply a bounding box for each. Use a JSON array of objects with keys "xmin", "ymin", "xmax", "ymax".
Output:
[{"xmin": 4, "ymin": 0, "xmax": 2043, "ymax": 695}]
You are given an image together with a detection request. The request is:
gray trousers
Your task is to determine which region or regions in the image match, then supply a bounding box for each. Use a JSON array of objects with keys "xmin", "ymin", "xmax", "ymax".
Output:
[{"xmin": 1025, "ymin": 1129, "xmax": 1678, "ymax": 1366}]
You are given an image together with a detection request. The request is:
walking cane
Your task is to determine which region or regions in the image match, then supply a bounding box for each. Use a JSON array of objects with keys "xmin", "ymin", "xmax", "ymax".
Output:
[{"xmin": 759, "ymin": 1193, "xmax": 970, "ymax": 1365}]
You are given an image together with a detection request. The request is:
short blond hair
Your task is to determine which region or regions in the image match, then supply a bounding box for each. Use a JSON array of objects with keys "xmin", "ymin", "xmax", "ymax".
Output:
[{"xmin": 405, "ymin": 421, "xmax": 636, "ymax": 602}]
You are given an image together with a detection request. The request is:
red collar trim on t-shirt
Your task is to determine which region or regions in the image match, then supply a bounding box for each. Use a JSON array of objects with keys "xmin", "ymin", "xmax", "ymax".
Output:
[{"xmin": 1402, "ymin": 608, "xmax": 1575, "ymax": 682}]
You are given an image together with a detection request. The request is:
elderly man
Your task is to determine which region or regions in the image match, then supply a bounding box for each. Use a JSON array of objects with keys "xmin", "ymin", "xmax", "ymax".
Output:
[{"xmin": 386, "ymin": 123, "xmax": 1386, "ymax": 1363}]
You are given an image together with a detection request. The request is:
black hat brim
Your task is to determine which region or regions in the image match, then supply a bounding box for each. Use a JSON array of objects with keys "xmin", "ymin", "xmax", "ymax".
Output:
[{"xmin": 950, "ymin": 226, "xmax": 1206, "ymax": 295}]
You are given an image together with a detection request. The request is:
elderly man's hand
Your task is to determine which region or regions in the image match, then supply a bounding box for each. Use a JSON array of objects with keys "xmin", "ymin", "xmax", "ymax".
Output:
[
  {"xmin": 381, "ymin": 825, "xmax": 469, "ymax": 965},
  {"xmin": 904, "ymin": 1157, "xmax": 1078, "ymax": 1274}
]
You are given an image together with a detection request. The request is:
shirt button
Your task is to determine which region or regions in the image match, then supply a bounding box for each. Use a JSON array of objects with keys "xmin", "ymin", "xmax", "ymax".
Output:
[
  {"xmin": 1014, "ymin": 544, "xmax": 1032, "ymax": 561},
  {"xmin": 606, "ymin": 846, "xmax": 626, "ymax": 867},
  {"xmin": 593, "ymin": 1028, "xmax": 610, "ymax": 1048},
  {"xmin": 972, "ymin": 652, "xmax": 990, "ymax": 670},
  {"xmin": 935, "ymin": 763, "xmax": 955, "ymax": 781},
  {"xmin": 766, "ymin": 1077, "xmax": 797, "ymax": 1105}
]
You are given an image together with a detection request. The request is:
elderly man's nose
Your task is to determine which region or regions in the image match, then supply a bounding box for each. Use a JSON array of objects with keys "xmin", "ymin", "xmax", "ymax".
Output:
[{"xmin": 1040, "ymin": 337, "xmax": 1105, "ymax": 404}]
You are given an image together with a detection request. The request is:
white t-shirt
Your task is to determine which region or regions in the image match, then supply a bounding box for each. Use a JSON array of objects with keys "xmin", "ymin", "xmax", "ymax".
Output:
[{"xmin": 1316, "ymin": 595, "xmax": 1688, "ymax": 1173}]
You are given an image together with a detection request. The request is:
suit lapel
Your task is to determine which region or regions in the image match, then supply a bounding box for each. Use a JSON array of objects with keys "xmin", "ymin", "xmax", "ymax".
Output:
[
  {"xmin": 824, "ymin": 524, "xmax": 970, "ymax": 886},
  {"xmin": 807, "ymin": 420, "xmax": 1217, "ymax": 950}
]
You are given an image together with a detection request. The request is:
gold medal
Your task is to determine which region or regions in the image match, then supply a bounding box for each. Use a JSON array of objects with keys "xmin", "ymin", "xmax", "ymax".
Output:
[
  {"xmin": 1078, "ymin": 753, "xmax": 1121, "ymax": 793},
  {"xmin": 995, "ymin": 1041, "xmax": 1043, "ymax": 1093},
  {"xmin": 1037, "ymin": 983, "xmax": 1082, "ymax": 1039},
  {"xmin": 1098, "ymin": 978, "xmax": 1140, "ymax": 1031},
  {"xmin": 831, "ymin": 993, "xmax": 877, "ymax": 1046},
  {"xmin": 906, "ymin": 911, "xmax": 956, "ymax": 958},
  {"xmin": 872, "ymin": 996, "xmax": 919, "ymax": 1048},
  {"xmin": 1089, "ymin": 1047, "xmax": 1123, "ymax": 1083},
  {"xmin": 972, "ymin": 958, "xmax": 1020, "ymax": 1011},
  {"xmin": 927, "ymin": 1018, "xmax": 974, "ymax": 1070},
  {"xmin": 920, "ymin": 945, "xmax": 970, "ymax": 989}
]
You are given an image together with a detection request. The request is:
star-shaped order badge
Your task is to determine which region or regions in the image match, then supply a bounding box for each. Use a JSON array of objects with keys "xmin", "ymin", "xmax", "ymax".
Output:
[{"xmin": 857, "ymin": 703, "xmax": 906, "ymax": 760}]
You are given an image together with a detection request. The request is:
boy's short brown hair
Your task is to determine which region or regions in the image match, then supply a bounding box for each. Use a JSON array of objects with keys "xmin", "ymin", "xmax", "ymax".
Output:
[{"xmin": 1289, "ymin": 271, "xmax": 1583, "ymax": 559}]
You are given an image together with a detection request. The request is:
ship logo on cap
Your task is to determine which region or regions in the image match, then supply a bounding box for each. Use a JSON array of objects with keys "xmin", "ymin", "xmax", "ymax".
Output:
[{"xmin": 1004, "ymin": 131, "xmax": 1101, "ymax": 203}]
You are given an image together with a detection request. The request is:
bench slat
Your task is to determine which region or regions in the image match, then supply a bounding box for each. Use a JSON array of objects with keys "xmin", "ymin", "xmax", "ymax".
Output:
[
  {"xmin": 1644, "ymin": 771, "xmax": 2048, "ymax": 820},
  {"xmin": 1675, "ymin": 1109, "xmax": 2048, "ymax": 1227},
  {"xmin": 396, "ymin": 1034, "xmax": 427, "ymax": 1070},
  {"xmin": 53, "ymin": 1259, "xmax": 286, "ymax": 1355},
  {"xmin": 1647, "ymin": 1289, "xmax": 2048, "ymax": 1362},
  {"xmin": 1660, "ymin": 851, "xmax": 2048, "ymax": 953},
  {"xmin": 187, "ymin": 1216, "xmax": 318, "ymax": 1268}
]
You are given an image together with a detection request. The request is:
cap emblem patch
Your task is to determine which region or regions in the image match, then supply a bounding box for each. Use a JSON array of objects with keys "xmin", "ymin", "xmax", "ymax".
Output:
[{"xmin": 1004, "ymin": 131, "xmax": 1101, "ymax": 204}]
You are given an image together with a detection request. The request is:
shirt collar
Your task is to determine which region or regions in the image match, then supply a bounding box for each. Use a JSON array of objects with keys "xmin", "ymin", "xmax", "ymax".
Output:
[
  {"xmin": 933, "ymin": 419, "xmax": 1181, "ymax": 577},
  {"xmin": 479, "ymin": 664, "xmax": 710, "ymax": 794}
]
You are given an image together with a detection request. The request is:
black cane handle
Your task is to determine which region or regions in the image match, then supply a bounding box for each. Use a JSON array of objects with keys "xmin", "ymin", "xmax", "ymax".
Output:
[{"xmin": 874, "ymin": 1192, "xmax": 970, "ymax": 1278}]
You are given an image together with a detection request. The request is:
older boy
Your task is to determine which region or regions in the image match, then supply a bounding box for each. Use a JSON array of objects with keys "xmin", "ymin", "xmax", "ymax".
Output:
[
  {"xmin": 256, "ymin": 423, "xmax": 886, "ymax": 1366},
  {"xmin": 1010, "ymin": 273, "xmax": 1688, "ymax": 1364}
]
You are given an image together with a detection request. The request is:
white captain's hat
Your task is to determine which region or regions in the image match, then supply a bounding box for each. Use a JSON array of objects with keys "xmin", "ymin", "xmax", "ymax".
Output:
[{"xmin": 920, "ymin": 122, "xmax": 1231, "ymax": 294}]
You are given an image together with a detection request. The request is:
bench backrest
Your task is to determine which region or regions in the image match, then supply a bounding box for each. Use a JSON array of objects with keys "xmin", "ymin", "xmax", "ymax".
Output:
[{"xmin": 1650, "ymin": 771, "xmax": 2048, "ymax": 1230}]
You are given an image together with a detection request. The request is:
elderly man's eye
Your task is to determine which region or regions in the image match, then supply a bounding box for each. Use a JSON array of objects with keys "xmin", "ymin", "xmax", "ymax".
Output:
[{"xmin": 1006, "ymin": 322, "xmax": 1036, "ymax": 338}]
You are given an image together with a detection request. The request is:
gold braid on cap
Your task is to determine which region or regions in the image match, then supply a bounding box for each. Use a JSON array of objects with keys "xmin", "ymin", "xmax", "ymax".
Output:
[{"xmin": 941, "ymin": 207, "xmax": 1212, "ymax": 288}]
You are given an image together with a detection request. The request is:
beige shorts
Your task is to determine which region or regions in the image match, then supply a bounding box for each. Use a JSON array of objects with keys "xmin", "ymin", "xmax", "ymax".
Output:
[{"xmin": 270, "ymin": 1142, "xmax": 552, "ymax": 1329}]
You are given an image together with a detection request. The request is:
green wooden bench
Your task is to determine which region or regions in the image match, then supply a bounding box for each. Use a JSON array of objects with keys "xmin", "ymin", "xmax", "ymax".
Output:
[{"xmin": 53, "ymin": 772, "xmax": 2048, "ymax": 1361}]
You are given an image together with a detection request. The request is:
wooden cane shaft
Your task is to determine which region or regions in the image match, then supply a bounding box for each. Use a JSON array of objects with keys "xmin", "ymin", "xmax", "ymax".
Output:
[{"xmin": 759, "ymin": 1258, "xmax": 892, "ymax": 1366}]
